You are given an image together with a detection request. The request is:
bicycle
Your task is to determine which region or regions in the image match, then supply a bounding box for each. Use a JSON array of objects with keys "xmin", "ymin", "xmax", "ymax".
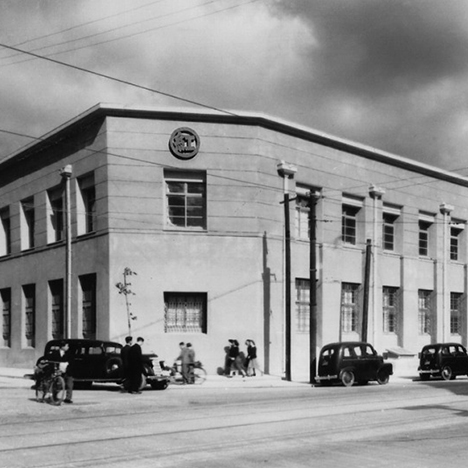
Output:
[
  {"xmin": 34, "ymin": 360, "xmax": 66, "ymax": 405},
  {"xmin": 162, "ymin": 360, "xmax": 207, "ymax": 385}
]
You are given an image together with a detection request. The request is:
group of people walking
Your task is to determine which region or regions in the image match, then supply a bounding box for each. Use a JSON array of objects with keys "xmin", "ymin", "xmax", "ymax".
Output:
[
  {"xmin": 226, "ymin": 339, "xmax": 263, "ymax": 377},
  {"xmin": 121, "ymin": 336, "xmax": 146, "ymax": 394}
]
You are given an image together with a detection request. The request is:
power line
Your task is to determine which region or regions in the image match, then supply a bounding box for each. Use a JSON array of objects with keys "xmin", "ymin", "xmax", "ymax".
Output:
[{"xmin": 0, "ymin": 41, "xmax": 237, "ymax": 117}]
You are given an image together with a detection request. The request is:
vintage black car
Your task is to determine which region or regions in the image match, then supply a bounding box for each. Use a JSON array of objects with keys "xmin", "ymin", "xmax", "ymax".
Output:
[
  {"xmin": 316, "ymin": 341, "xmax": 393, "ymax": 387},
  {"xmin": 36, "ymin": 339, "xmax": 169, "ymax": 390},
  {"xmin": 418, "ymin": 342, "xmax": 468, "ymax": 381}
]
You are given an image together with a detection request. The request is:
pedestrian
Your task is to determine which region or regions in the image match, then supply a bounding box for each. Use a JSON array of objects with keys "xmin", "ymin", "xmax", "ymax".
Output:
[
  {"xmin": 186, "ymin": 343, "xmax": 196, "ymax": 384},
  {"xmin": 49, "ymin": 340, "xmax": 74, "ymax": 403},
  {"xmin": 245, "ymin": 339, "xmax": 263, "ymax": 377},
  {"xmin": 121, "ymin": 336, "xmax": 133, "ymax": 390},
  {"xmin": 128, "ymin": 336, "xmax": 145, "ymax": 394},
  {"xmin": 227, "ymin": 339, "xmax": 246, "ymax": 377}
]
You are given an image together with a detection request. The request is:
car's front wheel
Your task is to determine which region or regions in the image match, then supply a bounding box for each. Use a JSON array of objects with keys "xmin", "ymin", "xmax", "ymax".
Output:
[
  {"xmin": 340, "ymin": 370, "xmax": 355, "ymax": 387},
  {"xmin": 441, "ymin": 366, "xmax": 454, "ymax": 381}
]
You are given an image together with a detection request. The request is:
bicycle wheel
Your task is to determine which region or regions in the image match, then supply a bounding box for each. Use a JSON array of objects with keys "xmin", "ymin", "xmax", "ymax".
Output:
[
  {"xmin": 193, "ymin": 367, "xmax": 207, "ymax": 385},
  {"xmin": 50, "ymin": 375, "xmax": 66, "ymax": 405},
  {"xmin": 35, "ymin": 380, "xmax": 47, "ymax": 403}
]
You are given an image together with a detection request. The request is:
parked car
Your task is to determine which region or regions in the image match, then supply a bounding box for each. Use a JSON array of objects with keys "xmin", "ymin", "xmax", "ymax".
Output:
[
  {"xmin": 35, "ymin": 339, "xmax": 170, "ymax": 390},
  {"xmin": 418, "ymin": 343, "xmax": 468, "ymax": 381},
  {"xmin": 316, "ymin": 341, "xmax": 393, "ymax": 387}
]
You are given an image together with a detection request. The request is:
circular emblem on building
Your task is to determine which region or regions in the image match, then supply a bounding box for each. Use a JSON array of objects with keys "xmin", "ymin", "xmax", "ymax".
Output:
[{"xmin": 169, "ymin": 127, "xmax": 200, "ymax": 160}]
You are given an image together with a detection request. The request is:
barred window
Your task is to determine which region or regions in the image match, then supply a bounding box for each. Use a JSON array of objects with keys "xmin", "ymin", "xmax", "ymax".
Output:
[
  {"xmin": 23, "ymin": 284, "xmax": 35, "ymax": 347},
  {"xmin": 383, "ymin": 287, "xmax": 399, "ymax": 333},
  {"xmin": 165, "ymin": 171, "xmax": 206, "ymax": 229},
  {"xmin": 341, "ymin": 283, "xmax": 360, "ymax": 333},
  {"xmin": 49, "ymin": 280, "xmax": 64, "ymax": 340},
  {"xmin": 418, "ymin": 290, "xmax": 433, "ymax": 335},
  {"xmin": 1, "ymin": 288, "xmax": 11, "ymax": 348},
  {"xmin": 295, "ymin": 279, "xmax": 310, "ymax": 332},
  {"xmin": 164, "ymin": 292, "xmax": 207, "ymax": 333},
  {"xmin": 80, "ymin": 274, "xmax": 96, "ymax": 339},
  {"xmin": 450, "ymin": 292, "xmax": 463, "ymax": 335}
]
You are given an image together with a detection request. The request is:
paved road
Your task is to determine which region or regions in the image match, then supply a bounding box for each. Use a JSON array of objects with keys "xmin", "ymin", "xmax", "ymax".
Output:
[{"xmin": 1, "ymin": 375, "xmax": 468, "ymax": 467}]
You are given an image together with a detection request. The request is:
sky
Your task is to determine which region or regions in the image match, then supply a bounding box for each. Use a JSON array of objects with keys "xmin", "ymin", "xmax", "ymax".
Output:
[{"xmin": 1, "ymin": 0, "xmax": 468, "ymax": 174}]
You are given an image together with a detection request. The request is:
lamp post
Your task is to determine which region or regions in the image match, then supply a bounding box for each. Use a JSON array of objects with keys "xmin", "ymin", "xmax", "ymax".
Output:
[{"xmin": 60, "ymin": 165, "xmax": 72, "ymax": 339}]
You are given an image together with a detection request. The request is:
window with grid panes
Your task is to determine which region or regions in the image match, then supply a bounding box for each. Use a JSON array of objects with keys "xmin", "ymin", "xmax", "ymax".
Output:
[
  {"xmin": 450, "ymin": 227, "xmax": 462, "ymax": 261},
  {"xmin": 341, "ymin": 283, "xmax": 360, "ymax": 333},
  {"xmin": 78, "ymin": 174, "xmax": 96, "ymax": 234},
  {"xmin": 342, "ymin": 206, "xmax": 359, "ymax": 245},
  {"xmin": 295, "ymin": 279, "xmax": 310, "ymax": 332},
  {"xmin": 23, "ymin": 284, "xmax": 35, "ymax": 347},
  {"xmin": 419, "ymin": 221, "xmax": 431, "ymax": 257},
  {"xmin": 49, "ymin": 280, "xmax": 64, "ymax": 340},
  {"xmin": 295, "ymin": 197, "xmax": 310, "ymax": 240},
  {"xmin": 418, "ymin": 290, "xmax": 432, "ymax": 335},
  {"xmin": 164, "ymin": 292, "xmax": 207, "ymax": 333},
  {"xmin": 383, "ymin": 287, "xmax": 399, "ymax": 333},
  {"xmin": 1, "ymin": 288, "xmax": 11, "ymax": 347},
  {"xmin": 165, "ymin": 171, "xmax": 206, "ymax": 229},
  {"xmin": 383, "ymin": 213, "xmax": 398, "ymax": 251},
  {"xmin": 450, "ymin": 292, "xmax": 463, "ymax": 335},
  {"xmin": 80, "ymin": 274, "xmax": 96, "ymax": 339}
]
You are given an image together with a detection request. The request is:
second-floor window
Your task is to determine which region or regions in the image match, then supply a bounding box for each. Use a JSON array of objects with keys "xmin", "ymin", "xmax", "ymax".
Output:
[
  {"xmin": 342, "ymin": 206, "xmax": 360, "ymax": 245},
  {"xmin": 419, "ymin": 221, "xmax": 431, "ymax": 257},
  {"xmin": 48, "ymin": 186, "xmax": 64, "ymax": 242},
  {"xmin": 78, "ymin": 174, "xmax": 96, "ymax": 234},
  {"xmin": 165, "ymin": 171, "xmax": 206, "ymax": 229},
  {"xmin": 450, "ymin": 225, "xmax": 464, "ymax": 261},
  {"xmin": 21, "ymin": 197, "xmax": 35, "ymax": 250},
  {"xmin": 0, "ymin": 208, "xmax": 11, "ymax": 256}
]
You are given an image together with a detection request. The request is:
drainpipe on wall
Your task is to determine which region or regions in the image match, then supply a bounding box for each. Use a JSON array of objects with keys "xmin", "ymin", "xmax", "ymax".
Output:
[
  {"xmin": 61, "ymin": 165, "xmax": 73, "ymax": 339},
  {"xmin": 440, "ymin": 203, "xmax": 453, "ymax": 343},
  {"xmin": 369, "ymin": 185, "xmax": 385, "ymax": 346},
  {"xmin": 277, "ymin": 161, "xmax": 297, "ymax": 381}
]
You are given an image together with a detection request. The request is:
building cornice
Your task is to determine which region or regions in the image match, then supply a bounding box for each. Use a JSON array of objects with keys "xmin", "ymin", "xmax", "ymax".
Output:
[{"xmin": 2, "ymin": 102, "xmax": 468, "ymax": 188}]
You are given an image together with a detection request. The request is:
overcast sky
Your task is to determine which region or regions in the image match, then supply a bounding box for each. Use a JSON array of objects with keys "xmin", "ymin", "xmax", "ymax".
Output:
[{"xmin": 1, "ymin": 0, "xmax": 468, "ymax": 173}]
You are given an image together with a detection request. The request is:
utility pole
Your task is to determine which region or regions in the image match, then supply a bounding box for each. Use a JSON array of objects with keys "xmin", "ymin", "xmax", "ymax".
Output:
[
  {"xmin": 309, "ymin": 191, "xmax": 320, "ymax": 384},
  {"xmin": 277, "ymin": 161, "xmax": 297, "ymax": 382},
  {"xmin": 362, "ymin": 239, "xmax": 372, "ymax": 342},
  {"xmin": 60, "ymin": 165, "xmax": 72, "ymax": 339}
]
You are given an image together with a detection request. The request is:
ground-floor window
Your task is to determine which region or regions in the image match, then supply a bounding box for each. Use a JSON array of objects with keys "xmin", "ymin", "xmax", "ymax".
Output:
[
  {"xmin": 23, "ymin": 284, "xmax": 35, "ymax": 347},
  {"xmin": 49, "ymin": 280, "xmax": 64, "ymax": 340},
  {"xmin": 383, "ymin": 287, "xmax": 400, "ymax": 334},
  {"xmin": 80, "ymin": 274, "xmax": 96, "ymax": 339},
  {"xmin": 341, "ymin": 283, "xmax": 360, "ymax": 333},
  {"xmin": 450, "ymin": 292, "xmax": 463, "ymax": 335},
  {"xmin": 164, "ymin": 292, "xmax": 207, "ymax": 333},
  {"xmin": 295, "ymin": 278, "xmax": 310, "ymax": 333},
  {"xmin": 1, "ymin": 288, "xmax": 11, "ymax": 347},
  {"xmin": 418, "ymin": 289, "xmax": 433, "ymax": 335}
]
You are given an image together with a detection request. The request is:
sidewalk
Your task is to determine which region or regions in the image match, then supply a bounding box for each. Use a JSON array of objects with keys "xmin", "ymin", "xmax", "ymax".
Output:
[{"xmin": 0, "ymin": 366, "xmax": 415, "ymax": 387}]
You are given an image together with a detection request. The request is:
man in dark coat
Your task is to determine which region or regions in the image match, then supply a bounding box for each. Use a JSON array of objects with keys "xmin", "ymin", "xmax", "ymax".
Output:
[
  {"xmin": 121, "ymin": 336, "xmax": 133, "ymax": 389},
  {"xmin": 48, "ymin": 341, "xmax": 74, "ymax": 403},
  {"xmin": 128, "ymin": 337, "xmax": 145, "ymax": 394}
]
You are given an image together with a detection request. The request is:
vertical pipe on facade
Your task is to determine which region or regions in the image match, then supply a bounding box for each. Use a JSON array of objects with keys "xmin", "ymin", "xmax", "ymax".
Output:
[
  {"xmin": 440, "ymin": 203, "xmax": 453, "ymax": 342},
  {"xmin": 61, "ymin": 165, "xmax": 73, "ymax": 339}
]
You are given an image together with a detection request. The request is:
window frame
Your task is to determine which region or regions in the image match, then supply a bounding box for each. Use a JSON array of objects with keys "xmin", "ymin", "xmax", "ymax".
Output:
[
  {"xmin": 164, "ymin": 292, "xmax": 207, "ymax": 334},
  {"xmin": 164, "ymin": 170, "xmax": 207, "ymax": 230},
  {"xmin": 450, "ymin": 292, "xmax": 463, "ymax": 335},
  {"xmin": 295, "ymin": 278, "xmax": 310, "ymax": 333},
  {"xmin": 382, "ymin": 286, "xmax": 399, "ymax": 334},
  {"xmin": 341, "ymin": 283, "xmax": 360, "ymax": 333},
  {"xmin": 1, "ymin": 288, "xmax": 11, "ymax": 348},
  {"xmin": 23, "ymin": 284, "xmax": 36, "ymax": 348},
  {"xmin": 418, "ymin": 289, "xmax": 433, "ymax": 335}
]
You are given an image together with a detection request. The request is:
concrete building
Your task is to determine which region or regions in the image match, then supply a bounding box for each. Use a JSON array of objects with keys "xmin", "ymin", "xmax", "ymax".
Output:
[{"xmin": 1, "ymin": 103, "xmax": 468, "ymax": 380}]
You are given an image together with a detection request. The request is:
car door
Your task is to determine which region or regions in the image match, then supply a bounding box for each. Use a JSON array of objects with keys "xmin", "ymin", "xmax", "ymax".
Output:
[
  {"xmin": 448, "ymin": 344, "xmax": 468, "ymax": 375},
  {"xmin": 358, "ymin": 344, "xmax": 379, "ymax": 380}
]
